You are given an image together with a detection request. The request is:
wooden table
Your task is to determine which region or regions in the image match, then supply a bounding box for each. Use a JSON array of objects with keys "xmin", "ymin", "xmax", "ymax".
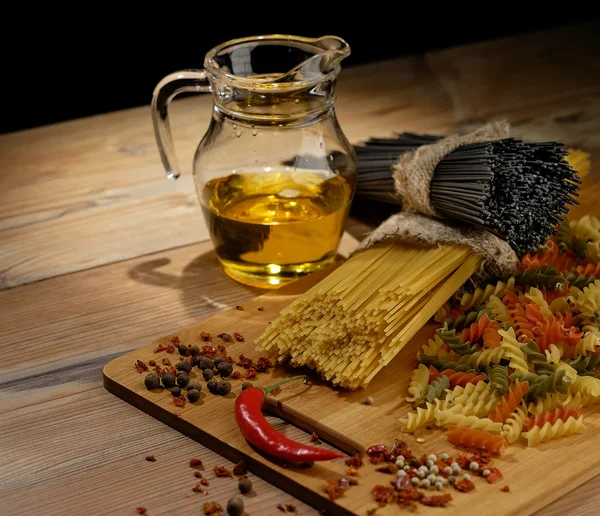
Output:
[{"xmin": 2, "ymin": 22, "xmax": 599, "ymax": 516}]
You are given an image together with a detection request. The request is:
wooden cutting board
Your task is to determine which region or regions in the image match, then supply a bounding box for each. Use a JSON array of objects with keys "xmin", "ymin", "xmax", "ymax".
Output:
[{"xmin": 103, "ymin": 263, "xmax": 600, "ymax": 516}]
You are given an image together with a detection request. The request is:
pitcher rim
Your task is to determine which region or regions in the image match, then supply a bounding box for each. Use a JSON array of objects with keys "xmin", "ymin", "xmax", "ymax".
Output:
[{"xmin": 203, "ymin": 34, "xmax": 350, "ymax": 87}]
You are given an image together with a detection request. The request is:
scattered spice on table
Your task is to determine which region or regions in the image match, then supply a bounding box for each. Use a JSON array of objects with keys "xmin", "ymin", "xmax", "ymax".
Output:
[
  {"xmin": 245, "ymin": 367, "xmax": 257, "ymax": 379},
  {"xmin": 310, "ymin": 432, "xmax": 321, "ymax": 444},
  {"xmin": 203, "ymin": 501, "xmax": 222, "ymax": 515},
  {"xmin": 324, "ymin": 478, "xmax": 351, "ymax": 500},
  {"xmin": 190, "ymin": 458, "xmax": 204, "ymax": 469},
  {"xmin": 145, "ymin": 455, "xmax": 156, "ymax": 462},
  {"xmin": 214, "ymin": 465, "xmax": 233, "ymax": 477},
  {"xmin": 144, "ymin": 373, "xmax": 160, "ymax": 390},
  {"xmin": 154, "ymin": 344, "xmax": 168, "ymax": 353},
  {"xmin": 187, "ymin": 389, "xmax": 201, "ymax": 402},
  {"xmin": 347, "ymin": 466, "xmax": 359, "ymax": 476},
  {"xmin": 501, "ymin": 485, "xmax": 510, "ymax": 493},
  {"xmin": 171, "ymin": 336, "xmax": 180, "ymax": 345},
  {"xmin": 166, "ymin": 345, "xmax": 175, "ymax": 354},
  {"xmin": 161, "ymin": 372, "xmax": 176, "ymax": 388},
  {"xmin": 200, "ymin": 478, "xmax": 209, "ymax": 486},
  {"xmin": 201, "ymin": 332, "xmax": 211, "ymax": 341},
  {"xmin": 366, "ymin": 508, "xmax": 377, "ymax": 516},
  {"xmin": 231, "ymin": 371, "xmax": 243, "ymax": 379},
  {"xmin": 217, "ymin": 362, "xmax": 233, "ymax": 377},
  {"xmin": 375, "ymin": 464, "xmax": 397, "ymax": 474},
  {"xmin": 217, "ymin": 333, "xmax": 233, "ymax": 342},
  {"xmin": 194, "ymin": 471, "xmax": 202, "ymax": 478},
  {"xmin": 232, "ymin": 461, "xmax": 246, "ymax": 476},
  {"xmin": 136, "ymin": 508, "xmax": 147, "ymax": 515},
  {"xmin": 453, "ymin": 479, "xmax": 475, "ymax": 492},
  {"xmin": 234, "ymin": 332, "xmax": 244, "ymax": 342},
  {"xmin": 148, "ymin": 360, "xmax": 156, "ymax": 367},
  {"xmin": 284, "ymin": 503, "xmax": 297, "ymax": 512},
  {"xmin": 236, "ymin": 305, "xmax": 244, "ymax": 311},
  {"xmin": 363, "ymin": 396, "xmax": 373, "ymax": 405},
  {"xmin": 227, "ymin": 495, "xmax": 244, "ymax": 516},
  {"xmin": 173, "ymin": 396, "xmax": 186, "ymax": 407},
  {"xmin": 135, "ymin": 360, "xmax": 148, "ymax": 373},
  {"xmin": 237, "ymin": 355, "xmax": 253, "ymax": 368},
  {"xmin": 178, "ymin": 343, "xmax": 188, "ymax": 356},
  {"xmin": 216, "ymin": 380, "xmax": 232, "ymax": 395},
  {"xmin": 255, "ymin": 357, "xmax": 272, "ymax": 373},
  {"xmin": 276, "ymin": 504, "xmax": 286, "ymax": 512},
  {"xmin": 421, "ymin": 493, "xmax": 453, "ymax": 507},
  {"xmin": 238, "ymin": 477, "xmax": 253, "ymax": 494},
  {"xmin": 162, "ymin": 357, "xmax": 171, "ymax": 366},
  {"xmin": 192, "ymin": 483, "xmax": 205, "ymax": 493},
  {"xmin": 258, "ymin": 306, "xmax": 265, "ymax": 311}
]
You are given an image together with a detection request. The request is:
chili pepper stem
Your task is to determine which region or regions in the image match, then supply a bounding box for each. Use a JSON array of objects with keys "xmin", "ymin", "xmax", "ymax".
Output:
[{"xmin": 260, "ymin": 375, "xmax": 308, "ymax": 398}]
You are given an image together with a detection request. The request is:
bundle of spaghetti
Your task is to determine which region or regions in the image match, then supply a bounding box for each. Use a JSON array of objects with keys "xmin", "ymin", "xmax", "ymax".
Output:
[{"xmin": 258, "ymin": 241, "xmax": 482, "ymax": 388}]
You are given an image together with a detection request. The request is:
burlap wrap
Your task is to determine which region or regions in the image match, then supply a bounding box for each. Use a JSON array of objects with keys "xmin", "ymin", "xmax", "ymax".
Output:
[{"xmin": 357, "ymin": 121, "xmax": 518, "ymax": 278}]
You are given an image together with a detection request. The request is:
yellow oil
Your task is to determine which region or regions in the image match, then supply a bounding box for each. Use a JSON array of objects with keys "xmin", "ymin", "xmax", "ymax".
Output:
[{"xmin": 201, "ymin": 169, "xmax": 352, "ymax": 288}]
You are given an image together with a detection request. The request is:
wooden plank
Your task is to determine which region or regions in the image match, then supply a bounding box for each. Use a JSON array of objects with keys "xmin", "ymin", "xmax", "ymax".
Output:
[
  {"xmin": 2, "ymin": 22, "xmax": 599, "ymax": 288},
  {"xmin": 103, "ymin": 263, "xmax": 600, "ymax": 516}
]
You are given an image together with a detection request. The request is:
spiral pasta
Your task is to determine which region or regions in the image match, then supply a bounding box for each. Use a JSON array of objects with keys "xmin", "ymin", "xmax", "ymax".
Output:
[
  {"xmin": 570, "ymin": 215, "xmax": 600, "ymax": 242},
  {"xmin": 434, "ymin": 369, "xmax": 487, "ymax": 388},
  {"xmin": 486, "ymin": 295, "xmax": 513, "ymax": 326},
  {"xmin": 447, "ymin": 381, "xmax": 500, "ymax": 418},
  {"xmin": 567, "ymin": 352, "xmax": 600, "ymax": 374},
  {"xmin": 527, "ymin": 392, "xmax": 571, "ymax": 416},
  {"xmin": 573, "ymin": 332, "xmax": 600, "ymax": 357},
  {"xmin": 406, "ymin": 364, "xmax": 429, "ymax": 404},
  {"xmin": 420, "ymin": 334, "xmax": 458, "ymax": 361},
  {"xmin": 400, "ymin": 400, "xmax": 444, "ymax": 433},
  {"xmin": 489, "ymin": 379, "xmax": 529, "ymax": 423},
  {"xmin": 512, "ymin": 370, "xmax": 571, "ymax": 399},
  {"xmin": 569, "ymin": 279, "xmax": 600, "ymax": 318},
  {"xmin": 461, "ymin": 314, "xmax": 501, "ymax": 349},
  {"xmin": 500, "ymin": 404, "xmax": 527, "ymax": 444},
  {"xmin": 438, "ymin": 325, "xmax": 475, "ymax": 355},
  {"xmin": 572, "ymin": 375, "xmax": 600, "ymax": 398},
  {"xmin": 553, "ymin": 362, "xmax": 579, "ymax": 384},
  {"xmin": 500, "ymin": 328, "xmax": 530, "ymax": 375},
  {"xmin": 424, "ymin": 375, "xmax": 450, "ymax": 404},
  {"xmin": 524, "ymin": 405, "xmax": 582, "ymax": 431},
  {"xmin": 459, "ymin": 277, "xmax": 516, "ymax": 310},
  {"xmin": 446, "ymin": 426, "xmax": 507, "ymax": 454},
  {"xmin": 456, "ymin": 346, "xmax": 505, "ymax": 370},
  {"xmin": 444, "ymin": 308, "xmax": 493, "ymax": 332},
  {"xmin": 521, "ymin": 415, "xmax": 585, "ymax": 447},
  {"xmin": 525, "ymin": 288, "xmax": 553, "ymax": 318},
  {"xmin": 489, "ymin": 366, "xmax": 509, "ymax": 395},
  {"xmin": 435, "ymin": 411, "xmax": 502, "ymax": 433}
]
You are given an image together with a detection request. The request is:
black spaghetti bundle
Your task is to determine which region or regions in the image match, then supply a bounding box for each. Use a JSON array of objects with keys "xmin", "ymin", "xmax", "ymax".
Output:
[{"xmin": 354, "ymin": 133, "xmax": 581, "ymax": 253}]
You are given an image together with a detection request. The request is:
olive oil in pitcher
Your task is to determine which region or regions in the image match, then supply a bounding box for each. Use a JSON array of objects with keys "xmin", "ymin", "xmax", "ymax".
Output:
[{"xmin": 201, "ymin": 168, "xmax": 352, "ymax": 288}]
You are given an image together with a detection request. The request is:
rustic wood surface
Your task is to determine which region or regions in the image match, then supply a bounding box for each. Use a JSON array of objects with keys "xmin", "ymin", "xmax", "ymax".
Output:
[{"xmin": 1, "ymin": 21, "xmax": 600, "ymax": 516}]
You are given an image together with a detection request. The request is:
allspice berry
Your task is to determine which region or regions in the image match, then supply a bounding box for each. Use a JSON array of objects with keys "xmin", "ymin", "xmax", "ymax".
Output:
[
  {"xmin": 227, "ymin": 495, "xmax": 244, "ymax": 516},
  {"xmin": 144, "ymin": 373, "xmax": 161, "ymax": 390},
  {"xmin": 238, "ymin": 477, "xmax": 252, "ymax": 494}
]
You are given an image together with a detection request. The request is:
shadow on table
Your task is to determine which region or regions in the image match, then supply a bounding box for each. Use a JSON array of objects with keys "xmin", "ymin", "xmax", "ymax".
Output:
[{"xmin": 127, "ymin": 248, "xmax": 261, "ymax": 319}]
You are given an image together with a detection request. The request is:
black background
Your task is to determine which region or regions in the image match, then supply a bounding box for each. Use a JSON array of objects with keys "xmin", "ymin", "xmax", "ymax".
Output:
[{"xmin": 2, "ymin": 12, "xmax": 593, "ymax": 135}]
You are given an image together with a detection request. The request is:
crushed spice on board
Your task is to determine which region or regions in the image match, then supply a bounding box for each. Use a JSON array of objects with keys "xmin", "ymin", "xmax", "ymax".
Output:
[
  {"xmin": 256, "ymin": 357, "xmax": 272, "ymax": 372},
  {"xmin": 145, "ymin": 455, "xmax": 156, "ymax": 462},
  {"xmin": 345, "ymin": 453, "xmax": 363, "ymax": 468},
  {"xmin": 135, "ymin": 360, "xmax": 148, "ymax": 373},
  {"xmin": 166, "ymin": 345, "xmax": 175, "ymax": 354},
  {"xmin": 501, "ymin": 485, "xmax": 510, "ymax": 493},
  {"xmin": 276, "ymin": 504, "xmax": 286, "ymax": 512},
  {"xmin": 192, "ymin": 483, "xmax": 204, "ymax": 493},
  {"xmin": 232, "ymin": 461, "xmax": 246, "ymax": 476},
  {"xmin": 310, "ymin": 432, "xmax": 321, "ymax": 444},
  {"xmin": 234, "ymin": 332, "xmax": 244, "ymax": 342},
  {"xmin": 214, "ymin": 465, "xmax": 233, "ymax": 478},
  {"xmin": 217, "ymin": 345, "xmax": 227, "ymax": 356},
  {"xmin": 190, "ymin": 458, "xmax": 204, "ymax": 469},
  {"xmin": 453, "ymin": 479, "xmax": 475, "ymax": 493},
  {"xmin": 375, "ymin": 464, "xmax": 397, "ymax": 474},
  {"xmin": 194, "ymin": 471, "xmax": 202, "ymax": 478},
  {"xmin": 236, "ymin": 305, "xmax": 244, "ymax": 311},
  {"xmin": 217, "ymin": 333, "xmax": 233, "ymax": 342},
  {"xmin": 148, "ymin": 360, "xmax": 156, "ymax": 367},
  {"xmin": 231, "ymin": 371, "xmax": 243, "ymax": 379},
  {"xmin": 136, "ymin": 508, "xmax": 147, "ymax": 515},
  {"xmin": 366, "ymin": 508, "xmax": 377, "ymax": 516},
  {"xmin": 347, "ymin": 466, "xmax": 359, "ymax": 476},
  {"xmin": 203, "ymin": 501, "xmax": 222, "ymax": 515},
  {"xmin": 162, "ymin": 358, "xmax": 171, "ymax": 366},
  {"xmin": 154, "ymin": 344, "xmax": 168, "ymax": 353},
  {"xmin": 421, "ymin": 494, "xmax": 453, "ymax": 507},
  {"xmin": 245, "ymin": 367, "xmax": 257, "ymax": 379},
  {"xmin": 285, "ymin": 504, "xmax": 297, "ymax": 512},
  {"xmin": 201, "ymin": 332, "xmax": 211, "ymax": 341},
  {"xmin": 171, "ymin": 336, "xmax": 180, "ymax": 345},
  {"xmin": 258, "ymin": 306, "xmax": 265, "ymax": 311},
  {"xmin": 200, "ymin": 478, "xmax": 209, "ymax": 486},
  {"xmin": 237, "ymin": 355, "xmax": 253, "ymax": 368}
]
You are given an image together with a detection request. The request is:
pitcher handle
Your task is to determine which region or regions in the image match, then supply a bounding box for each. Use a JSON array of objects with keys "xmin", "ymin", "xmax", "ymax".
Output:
[{"xmin": 151, "ymin": 70, "xmax": 211, "ymax": 180}]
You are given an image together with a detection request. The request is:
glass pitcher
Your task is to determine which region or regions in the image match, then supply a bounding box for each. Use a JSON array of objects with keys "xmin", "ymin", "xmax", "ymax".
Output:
[{"xmin": 151, "ymin": 34, "xmax": 358, "ymax": 288}]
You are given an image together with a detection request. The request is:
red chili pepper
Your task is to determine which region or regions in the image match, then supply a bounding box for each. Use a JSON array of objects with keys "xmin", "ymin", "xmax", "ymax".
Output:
[{"xmin": 234, "ymin": 375, "xmax": 343, "ymax": 463}]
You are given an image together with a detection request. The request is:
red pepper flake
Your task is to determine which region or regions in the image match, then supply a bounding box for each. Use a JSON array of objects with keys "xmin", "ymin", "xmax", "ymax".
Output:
[
  {"xmin": 348, "ymin": 477, "xmax": 358, "ymax": 486},
  {"xmin": 245, "ymin": 367, "xmax": 257, "ymax": 379},
  {"xmin": 217, "ymin": 345, "xmax": 227, "ymax": 356},
  {"xmin": 167, "ymin": 366, "xmax": 176, "ymax": 375},
  {"xmin": 192, "ymin": 483, "xmax": 204, "ymax": 492},
  {"xmin": 154, "ymin": 365, "xmax": 164, "ymax": 377},
  {"xmin": 258, "ymin": 306, "xmax": 265, "ymax": 311},
  {"xmin": 256, "ymin": 357, "xmax": 273, "ymax": 373},
  {"xmin": 224, "ymin": 355, "xmax": 234, "ymax": 364},
  {"xmin": 345, "ymin": 453, "xmax": 363, "ymax": 468},
  {"xmin": 284, "ymin": 504, "xmax": 297, "ymax": 512},
  {"xmin": 310, "ymin": 432, "xmax": 321, "ymax": 444},
  {"xmin": 166, "ymin": 345, "xmax": 175, "ymax": 354},
  {"xmin": 237, "ymin": 355, "xmax": 254, "ymax": 369},
  {"xmin": 189, "ymin": 459, "xmax": 204, "ymax": 469},
  {"xmin": 453, "ymin": 479, "xmax": 475, "ymax": 492},
  {"xmin": 200, "ymin": 332, "xmax": 211, "ymax": 342},
  {"xmin": 501, "ymin": 485, "xmax": 510, "ymax": 492},
  {"xmin": 375, "ymin": 464, "xmax": 397, "ymax": 474},
  {"xmin": 203, "ymin": 501, "xmax": 222, "ymax": 515},
  {"xmin": 324, "ymin": 480, "xmax": 346, "ymax": 501},
  {"xmin": 455, "ymin": 453, "xmax": 471, "ymax": 470},
  {"xmin": 161, "ymin": 358, "xmax": 171, "ymax": 366},
  {"xmin": 200, "ymin": 478, "xmax": 209, "ymax": 486},
  {"xmin": 213, "ymin": 465, "xmax": 232, "ymax": 478},
  {"xmin": 421, "ymin": 493, "xmax": 452, "ymax": 507},
  {"xmin": 194, "ymin": 471, "xmax": 202, "ymax": 478},
  {"xmin": 145, "ymin": 455, "xmax": 156, "ymax": 462},
  {"xmin": 171, "ymin": 336, "xmax": 180, "ymax": 345},
  {"xmin": 486, "ymin": 468, "xmax": 503, "ymax": 484},
  {"xmin": 276, "ymin": 504, "xmax": 286, "ymax": 512},
  {"xmin": 173, "ymin": 396, "xmax": 186, "ymax": 407},
  {"xmin": 202, "ymin": 346, "xmax": 217, "ymax": 359},
  {"xmin": 372, "ymin": 485, "xmax": 395, "ymax": 504},
  {"xmin": 217, "ymin": 333, "xmax": 233, "ymax": 342},
  {"xmin": 236, "ymin": 305, "xmax": 244, "ymax": 311},
  {"xmin": 232, "ymin": 461, "xmax": 246, "ymax": 476},
  {"xmin": 154, "ymin": 344, "xmax": 168, "ymax": 353},
  {"xmin": 234, "ymin": 332, "xmax": 244, "ymax": 342},
  {"xmin": 347, "ymin": 466, "xmax": 359, "ymax": 476},
  {"xmin": 366, "ymin": 444, "xmax": 387, "ymax": 465},
  {"xmin": 231, "ymin": 371, "xmax": 243, "ymax": 379},
  {"xmin": 148, "ymin": 360, "xmax": 156, "ymax": 367},
  {"xmin": 135, "ymin": 360, "xmax": 148, "ymax": 373},
  {"xmin": 136, "ymin": 508, "xmax": 147, "ymax": 515}
]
